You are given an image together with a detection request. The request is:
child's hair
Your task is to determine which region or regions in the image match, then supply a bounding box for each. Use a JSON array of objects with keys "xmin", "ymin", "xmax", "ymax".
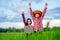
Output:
[{"xmin": 26, "ymin": 18, "xmax": 32, "ymax": 25}]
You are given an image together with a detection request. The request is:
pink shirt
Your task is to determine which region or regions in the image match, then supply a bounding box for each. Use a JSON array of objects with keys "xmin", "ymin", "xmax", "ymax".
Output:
[{"xmin": 29, "ymin": 7, "xmax": 47, "ymax": 31}]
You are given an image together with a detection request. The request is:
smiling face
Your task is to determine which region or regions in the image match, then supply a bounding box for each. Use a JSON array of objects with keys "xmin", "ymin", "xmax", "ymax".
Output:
[
  {"xmin": 27, "ymin": 20, "xmax": 31, "ymax": 25},
  {"xmin": 35, "ymin": 14, "xmax": 40, "ymax": 18},
  {"xmin": 27, "ymin": 18, "xmax": 32, "ymax": 25}
]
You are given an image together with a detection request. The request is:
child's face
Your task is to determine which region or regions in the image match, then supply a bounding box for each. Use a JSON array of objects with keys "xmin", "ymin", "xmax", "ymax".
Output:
[
  {"xmin": 27, "ymin": 20, "xmax": 31, "ymax": 25},
  {"xmin": 35, "ymin": 14, "xmax": 40, "ymax": 18}
]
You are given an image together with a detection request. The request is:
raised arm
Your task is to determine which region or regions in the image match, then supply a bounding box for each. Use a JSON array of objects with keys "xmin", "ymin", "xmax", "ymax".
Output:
[
  {"xmin": 41, "ymin": 3, "xmax": 48, "ymax": 19},
  {"xmin": 29, "ymin": 3, "xmax": 34, "ymax": 18},
  {"xmin": 21, "ymin": 11, "xmax": 26, "ymax": 26}
]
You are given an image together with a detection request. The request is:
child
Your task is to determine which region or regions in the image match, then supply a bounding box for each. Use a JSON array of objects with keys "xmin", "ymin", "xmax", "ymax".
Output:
[
  {"xmin": 28, "ymin": 3, "xmax": 48, "ymax": 32},
  {"xmin": 21, "ymin": 11, "xmax": 33, "ymax": 37}
]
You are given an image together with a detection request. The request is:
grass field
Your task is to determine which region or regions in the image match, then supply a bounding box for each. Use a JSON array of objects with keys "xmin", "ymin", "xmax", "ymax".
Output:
[{"xmin": 0, "ymin": 27, "xmax": 60, "ymax": 40}]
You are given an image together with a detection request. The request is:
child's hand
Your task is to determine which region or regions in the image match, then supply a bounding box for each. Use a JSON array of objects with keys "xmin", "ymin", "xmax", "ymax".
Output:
[
  {"xmin": 45, "ymin": 2, "xmax": 48, "ymax": 8},
  {"xmin": 22, "ymin": 11, "xmax": 24, "ymax": 15},
  {"xmin": 45, "ymin": 2, "xmax": 48, "ymax": 6},
  {"xmin": 29, "ymin": 3, "xmax": 31, "ymax": 8}
]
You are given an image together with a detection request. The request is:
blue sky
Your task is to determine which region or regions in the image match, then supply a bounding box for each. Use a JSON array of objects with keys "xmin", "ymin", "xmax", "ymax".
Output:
[{"xmin": 0, "ymin": 0, "xmax": 60, "ymax": 22}]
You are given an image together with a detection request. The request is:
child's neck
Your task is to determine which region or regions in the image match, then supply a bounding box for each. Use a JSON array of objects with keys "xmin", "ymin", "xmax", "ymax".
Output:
[
  {"xmin": 28, "ymin": 24, "xmax": 31, "ymax": 26},
  {"xmin": 35, "ymin": 17, "xmax": 40, "ymax": 18},
  {"xmin": 36, "ymin": 17, "xmax": 39, "ymax": 19}
]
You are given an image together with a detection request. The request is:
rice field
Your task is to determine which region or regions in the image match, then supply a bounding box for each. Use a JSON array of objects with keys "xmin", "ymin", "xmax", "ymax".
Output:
[{"xmin": 0, "ymin": 27, "xmax": 60, "ymax": 40}]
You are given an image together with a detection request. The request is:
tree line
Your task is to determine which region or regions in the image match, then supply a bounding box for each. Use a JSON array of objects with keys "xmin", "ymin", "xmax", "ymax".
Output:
[{"xmin": 0, "ymin": 27, "xmax": 24, "ymax": 32}]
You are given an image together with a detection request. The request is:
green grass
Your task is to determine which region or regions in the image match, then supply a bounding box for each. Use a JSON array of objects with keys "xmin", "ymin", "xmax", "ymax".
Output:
[{"xmin": 0, "ymin": 27, "xmax": 60, "ymax": 40}]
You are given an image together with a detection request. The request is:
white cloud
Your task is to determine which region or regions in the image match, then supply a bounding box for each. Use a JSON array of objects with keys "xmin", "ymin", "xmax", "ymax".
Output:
[
  {"xmin": 0, "ymin": 7, "xmax": 21, "ymax": 20},
  {"xmin": 44, "ymin": 16, "xmax": 54, "ymax": 20},
  {"xmin": 43, "ymin": 19, "xmax": 60, "ymax": 28},
  {"xmin": 0, "ymin": 20, "xmax": 60, "ymax": 28},
  {"xmin": 0, "ymin": 22, "xmax": 24, "ymax": 29},
  {"xmin": 7, "ymin": 2, "xmax": 13, "ymax": 8},
  {"xmin": 49, "ymin": 19, "xmax": 60, "ymax": 28}
]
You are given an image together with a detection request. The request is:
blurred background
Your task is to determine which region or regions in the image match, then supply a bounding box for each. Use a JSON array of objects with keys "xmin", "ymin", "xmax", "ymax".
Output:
[{"xmin": 0, "ymin": 0, "xmax": 60, "ymax": 29}]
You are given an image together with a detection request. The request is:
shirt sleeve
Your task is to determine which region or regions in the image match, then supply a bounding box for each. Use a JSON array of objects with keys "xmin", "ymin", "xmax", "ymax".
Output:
[
  {"xmin": 22, "ymin": 12, "xmax": 27, "ymax": 26},
  {"xmin": 41, "ymin": 7, "xmax": 47, "ymax": 19},
  {"xmin": 29, "ymin": 7, "xmax": 34, "ymax": 18}
]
